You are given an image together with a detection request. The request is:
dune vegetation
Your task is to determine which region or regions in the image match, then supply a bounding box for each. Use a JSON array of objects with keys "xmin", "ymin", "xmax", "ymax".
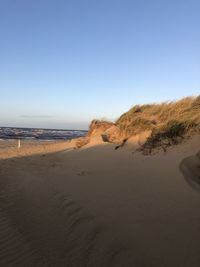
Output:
[
  {"xmin": 116, "ymin": 96, "xmax": 200, "ymax": 151},
  {"xmin": 82, "ymin": 96, "xmax": 200, "ymax": 152}
]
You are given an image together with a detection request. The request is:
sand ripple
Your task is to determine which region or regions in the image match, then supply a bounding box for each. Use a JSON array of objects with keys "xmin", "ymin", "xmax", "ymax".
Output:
[{"xmin": 0, "ymin": 183, "xmax": 129, "ymax": 266}]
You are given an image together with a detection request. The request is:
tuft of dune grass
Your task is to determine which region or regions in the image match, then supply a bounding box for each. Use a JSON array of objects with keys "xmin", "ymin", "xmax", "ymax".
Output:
[{"xmin": 116, "ymin": 96, "xmax": 200, "ymax": 151}]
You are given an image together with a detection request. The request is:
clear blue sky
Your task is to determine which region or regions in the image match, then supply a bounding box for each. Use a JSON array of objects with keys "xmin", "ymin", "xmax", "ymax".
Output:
[{"xmin": 0, "ymin": 0, "xmax": 199, "ymax": 129}]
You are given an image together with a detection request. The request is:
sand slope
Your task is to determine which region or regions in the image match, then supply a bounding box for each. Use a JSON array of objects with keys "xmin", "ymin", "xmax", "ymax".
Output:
[
  {"xmin": 180, "ymin": 150, "xmax": 200, "ymax": 191},
  {"xmin": 0, "ymin": 136, "xmax": 200, "ymax": 266}
]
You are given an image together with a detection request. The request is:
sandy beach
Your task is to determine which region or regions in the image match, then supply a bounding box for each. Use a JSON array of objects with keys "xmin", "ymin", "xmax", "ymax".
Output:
[
  {"xmin": 0, "ymin": 136, "xmax": 199, "ymax": 266},
  {"xmin": 1, "ymin": 0, "xmax": 199, "ymax": 265},
  {"xmin": 0, "ymin": 139, "xmax": 76, "ymax": 160}
]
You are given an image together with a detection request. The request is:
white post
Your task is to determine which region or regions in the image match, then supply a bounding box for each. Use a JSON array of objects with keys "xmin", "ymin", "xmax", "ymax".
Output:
[{"xmin": 18, "ymin": 139, "xmax": 21, "ymax": 149}]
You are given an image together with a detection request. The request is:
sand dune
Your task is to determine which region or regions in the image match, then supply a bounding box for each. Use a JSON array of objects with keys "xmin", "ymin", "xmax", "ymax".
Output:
[{"xmin": 0, "ymin": 136, "xmax": 200, "ymax": 266}]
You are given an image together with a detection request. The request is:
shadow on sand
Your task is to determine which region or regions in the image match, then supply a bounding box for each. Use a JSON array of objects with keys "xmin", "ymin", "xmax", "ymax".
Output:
[{"xmin": 180, "ymin": 151, "xmax": 200, "ymax": 192}]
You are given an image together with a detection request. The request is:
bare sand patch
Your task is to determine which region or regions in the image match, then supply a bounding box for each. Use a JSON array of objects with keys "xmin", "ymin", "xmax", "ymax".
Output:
[{"xmin": 0, "ymin": 135, "xmax": 200, "ymax": 266}]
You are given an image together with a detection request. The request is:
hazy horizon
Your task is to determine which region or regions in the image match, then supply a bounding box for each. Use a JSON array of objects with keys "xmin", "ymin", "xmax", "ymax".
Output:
[
  {"xmin": 0, "ymin": 0, "xmax": 200, "ymax": 129},
  {"xmin": 0, "ymin": 124, "xmax": 89, "ymax": 131}
]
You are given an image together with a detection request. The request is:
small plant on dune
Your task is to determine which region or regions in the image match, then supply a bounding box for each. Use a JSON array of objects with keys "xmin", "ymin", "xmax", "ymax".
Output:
[
  {"xmin": 192, "ymin": 95, "xmax": 200, "ymax": 109},
  {"xmin": 130, "ymin": 105, "xmax": 142, "ymax": 113},
  {"xmin": 141, "ymin": 118, "xmax": 199, "ymax": 153},
  {"xmin": 146, "ymin": 120, "xmax": 186, "ymax": 145}
]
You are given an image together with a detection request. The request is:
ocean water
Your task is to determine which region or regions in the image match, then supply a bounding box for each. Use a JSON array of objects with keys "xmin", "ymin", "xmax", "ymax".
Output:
[{"xmin": 0, "ymin": 127, "xmax": 87, "ymax": 141}]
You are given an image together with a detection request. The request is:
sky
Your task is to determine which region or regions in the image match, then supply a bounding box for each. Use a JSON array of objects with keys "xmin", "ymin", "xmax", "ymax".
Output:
[{"xmin": 0, "ymin": 0, "xmax": 199, "ymax": 130}]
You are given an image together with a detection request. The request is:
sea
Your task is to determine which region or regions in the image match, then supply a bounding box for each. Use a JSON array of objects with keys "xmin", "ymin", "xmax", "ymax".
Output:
[{"xmin": 0, "ymin": 127, "xmax": 87, "ymax": 141}]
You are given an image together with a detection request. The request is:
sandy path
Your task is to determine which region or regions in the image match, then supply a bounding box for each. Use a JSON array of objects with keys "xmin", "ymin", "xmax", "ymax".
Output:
[{"xmin": 0, "ymin": 136, "xmax": 200, "ymax": 266}]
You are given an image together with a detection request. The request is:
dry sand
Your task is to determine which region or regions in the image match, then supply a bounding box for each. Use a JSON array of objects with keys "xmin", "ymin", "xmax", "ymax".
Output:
[
  {"xmin": 0, "ymin": 139, "xmax": 76, "ymax": 159},
  {"xmin": 0, "ymin": 136, "xmax": 200, "ymax": 266},
  {"xmin": 180, "ymin": 150, "xmax": 200, "ymax": 192}
]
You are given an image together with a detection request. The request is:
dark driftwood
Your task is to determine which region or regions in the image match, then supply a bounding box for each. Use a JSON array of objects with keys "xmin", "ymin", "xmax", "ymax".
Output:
[{"xmin": 115, "ymin": 138, "xmax": 128, "ymax": 150}]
